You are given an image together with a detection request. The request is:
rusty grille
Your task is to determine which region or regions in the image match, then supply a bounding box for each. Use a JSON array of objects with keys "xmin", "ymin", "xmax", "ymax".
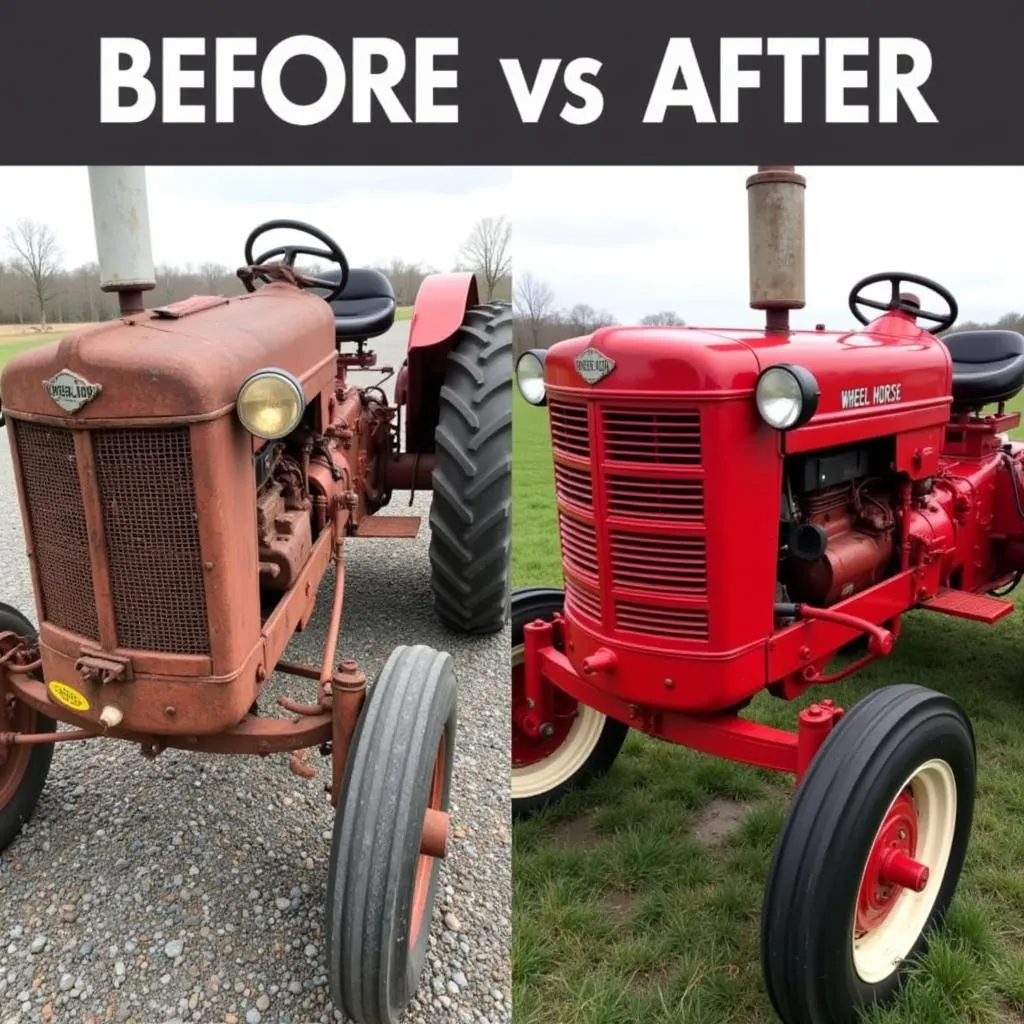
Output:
[
  {"xmin": 565, "ymin": 579, "xmax": 601, "ymax": 622},
  {"xmin": 12, "ymin": 421, "xmax": 100, "ymax": 640},
  {"xmin": 553, "ymin": 463, "xmax": 593, "ymax": 508},
  {"xmin": 610, "ymin": 532, "xmax": 706, "ymax": 594},
  {"xmin": 615, "ymin": 600, "xmax": 709, "ymax": 640},
  {"xmin": 603, "ymin": 408, "xmax": 701, "ymax": 464},
  {"xmin": 606, "ymin": 475, "xmax": 704, "ymax": 522},
  {"xmin": 548, "ymin": 401, "xmax": 591, "ymax": 459},
  {"xmin": 93, "ymin": 429, "xmax": 210, "ymax": 655},
  {"xmin": 558, "ymin": 512, "xmax": 599, "ymax": 579}
]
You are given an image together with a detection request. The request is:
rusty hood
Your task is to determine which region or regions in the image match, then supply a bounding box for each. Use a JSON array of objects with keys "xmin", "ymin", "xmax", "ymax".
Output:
[{"xmin": 0, "ymin": 283, "xmax": 336, "ymax": 424}]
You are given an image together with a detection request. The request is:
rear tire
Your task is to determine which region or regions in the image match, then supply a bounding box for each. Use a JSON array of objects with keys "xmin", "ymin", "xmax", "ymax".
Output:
[
  {"xmin": 511, "ymin": 588, "xmax": 628, "ymax": 819},
  {"xmin": 429, "ymin": 302, "xmax": 512, "ymax": 634},
  {"xmin": 326, "ymin": 645, "xmax": 457, "ymax": 1024},
  {"xmin": 761, "ymin": 684, "xmax": 975, "ymax": 1024},
  {"xmin": 0, "ymin": 603, "xmax": 54, "ymax": 852}
]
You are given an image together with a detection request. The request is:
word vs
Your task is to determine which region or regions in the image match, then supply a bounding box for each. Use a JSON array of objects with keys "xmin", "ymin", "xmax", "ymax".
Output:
[{"xmin": 840, "ymin": 384, "xmax": 903, "ymax": 409}]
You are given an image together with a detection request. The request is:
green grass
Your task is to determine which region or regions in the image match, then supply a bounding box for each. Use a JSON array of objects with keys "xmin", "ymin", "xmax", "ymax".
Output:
[
  {"xmin": 396, "ymin": 305, "xmax": 413, "ymax": 322},
  {"xmin": 513, "ymin": 391, "xmax": 1024, "ymax": 1024},
  {"xmin": 0, "ymin": 335, "xmax": 62, "ymax": 370}
]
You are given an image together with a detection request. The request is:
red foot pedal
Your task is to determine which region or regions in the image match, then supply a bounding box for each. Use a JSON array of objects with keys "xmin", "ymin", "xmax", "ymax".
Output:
[
  {"xmin": 919, "ymin": 588, "xmax": 1015, "ymax": 624},
  {"xmin": 354, "ymin": 516, "xmax": 421, "ymax": 538}
]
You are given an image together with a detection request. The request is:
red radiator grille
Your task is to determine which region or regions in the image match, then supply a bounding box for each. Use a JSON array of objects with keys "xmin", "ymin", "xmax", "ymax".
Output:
[
  {"xmin": 13, "ymin": 421, "xmax": 100, "ymax": 641},
  {"xmin": 553, "ymin": 463, "xmax": 593, "ymax": 508},
  {"xmin": 558, "ymin": 512, "xmax": 599, "ymax": 580},
  {"xmin": 609, "ymin": 532, "xmax": 706, "ymax": 594},
  {"xmin": 566, "ymin": 579, "xmax": 602, "ymax": 622},
  {"xmin": 603, "ymin": 408, "xmax": 701, "ymax": 465},
  {"xmin": 93, "ymin": 429, "xmax": 209, "ymax": 655},
  {"xmin": 606, "ymin": 475, "xmax": 704, "ymax": 522},
  {"xmin": 548, "ymin": 401, "xmax": 591, "ymax": 459},
  {"xmin": 615, "ymin": 600, "xmax": 709, "ymax": 640}
]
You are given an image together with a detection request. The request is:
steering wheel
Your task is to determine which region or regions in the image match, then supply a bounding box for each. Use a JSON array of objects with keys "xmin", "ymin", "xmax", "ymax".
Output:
[
  {"xmin": 849, "ymin": 272, "xmax": 958, "ymax": 333},
  {"xmin": 242, "ymin": 219, "xmax": 350, "ymax": 303}
]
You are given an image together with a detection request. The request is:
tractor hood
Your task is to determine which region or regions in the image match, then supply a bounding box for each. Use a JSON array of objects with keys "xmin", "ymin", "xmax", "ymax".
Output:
[
  {"xmin": 0, "ymin": 283, "xmax": 336, "ymax": 424},
  {"xmin": 545, "ymin": 310, "xmax": 952, "ymax": 422}
]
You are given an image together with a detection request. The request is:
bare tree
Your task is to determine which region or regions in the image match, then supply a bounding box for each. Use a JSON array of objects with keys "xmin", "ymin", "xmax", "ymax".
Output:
[
  {"xmin": 459, "ymin": 216, "xmax": 511, "ymax": 301},
  {"xmin": 514, "ymin": 272, "xmax": 555, "ymax": 345},
  {"xmin": 567, "ymin": 304, "xmax": 617, "ymax": 334},
  {"xmin": 5, "ymin": 220, "xmax": 62, "ymax": 328},
  {"xmin": 640, "ymin": 311, "xmax": 686, "ymax": 326}
]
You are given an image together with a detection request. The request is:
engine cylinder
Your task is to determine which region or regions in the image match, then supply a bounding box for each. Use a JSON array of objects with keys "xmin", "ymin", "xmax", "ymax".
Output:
[{"xmin": 787, "ymin": 528, "xmax": 894, "ymax": 605}]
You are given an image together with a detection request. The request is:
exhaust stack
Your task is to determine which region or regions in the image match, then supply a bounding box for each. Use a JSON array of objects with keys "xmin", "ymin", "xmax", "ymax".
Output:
[
  {"xmin": 746, "ymin": 165, "xmax": 806, "ymax": 333},
  {"xmin": 87, "ymin": 167, "xmax": 156, "ymax": 316}
]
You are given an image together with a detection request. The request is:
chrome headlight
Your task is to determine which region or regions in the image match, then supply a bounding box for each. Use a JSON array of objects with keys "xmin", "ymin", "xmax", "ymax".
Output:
[
  {"xmin": 516, "ymin": 349, "xmax": 548, "ymax": 407},
  {"xmin": 237, "ymin": 368, "xmax": 306, "ymax": 439},
  {"xmin": 755, "ymin": 364, "xmax": 819, "ymax": 430}
]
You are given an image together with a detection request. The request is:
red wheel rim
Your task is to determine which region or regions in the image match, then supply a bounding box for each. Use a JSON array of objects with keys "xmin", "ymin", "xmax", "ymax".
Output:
[
  {"xmin": 856, "ymin": 789, "xmax": 923, "ymax": 936},
  {"xmin": 409, "ymin": 732, "xmax": 446, "ymax": 945},
  {"xmin": 511, "ymin": 648, "xmax": 580, "ymax": 768}
]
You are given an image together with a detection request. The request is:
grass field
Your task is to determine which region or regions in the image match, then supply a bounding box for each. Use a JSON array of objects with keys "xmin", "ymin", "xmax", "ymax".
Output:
[{"xmin": 512, "ymin": 389, "xmax": 1024, "ymax": 1024}]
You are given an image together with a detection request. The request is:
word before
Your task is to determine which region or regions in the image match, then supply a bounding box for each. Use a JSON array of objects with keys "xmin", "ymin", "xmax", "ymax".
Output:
[{"xmin": 100, "ymin": 36, "xmax": 459, "ymax": 125}]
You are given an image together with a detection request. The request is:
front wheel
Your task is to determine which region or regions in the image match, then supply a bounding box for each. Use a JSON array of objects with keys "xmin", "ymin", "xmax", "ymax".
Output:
[
  {"xmin": 511, "ymin": 588, "xmax": 628, "ymax": 819},
  {"xmin": 761, "ymin": 684, "xmax": 975, "ymax": 1024},
  {"xmin": 0, "ymin": 603, "xmax": 54, "ymax": 852},
  {"xmin": 325, "ymin": 645, "xmax": 457, "ymax": 1024}
]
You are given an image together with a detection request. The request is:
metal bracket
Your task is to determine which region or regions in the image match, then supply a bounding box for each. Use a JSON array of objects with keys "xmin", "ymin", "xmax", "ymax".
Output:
[{"xmin": 76, "ymin": 650, "xmax": 134, "ymax": 685}]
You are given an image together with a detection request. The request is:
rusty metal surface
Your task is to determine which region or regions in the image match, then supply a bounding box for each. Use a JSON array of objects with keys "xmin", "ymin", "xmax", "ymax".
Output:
[{"xmin": 354, "ymin": 515, "xmax": 421, "ymax": 538}]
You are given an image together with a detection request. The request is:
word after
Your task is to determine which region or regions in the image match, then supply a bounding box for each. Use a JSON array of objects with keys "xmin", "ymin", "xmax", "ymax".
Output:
[
  {"xmin": 100, "ymin": 36, "xmax": 459, "ymax": 125},
  {"xmin": 643, "ymin": 37, "xmax": 937, "ymax": 124}
]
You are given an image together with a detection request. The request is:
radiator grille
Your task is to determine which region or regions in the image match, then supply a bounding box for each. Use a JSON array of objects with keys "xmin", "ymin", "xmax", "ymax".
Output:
[
  {"xmin": 13, "ymin": 422, "xmax": 100, "ymax": 640},
  {"xmin": 606, "ymin": 475, "xmax": 704, "ymax": 522},
  {"xmin": 548, "ymin": 401, "xmax": 591, "ymax": 459},
  {"xmin": 565, "ymin": 579, "xmax": 601, "ymax": 623},
  {"xmin": 603, "ymin": 408, "xmax": 701, "ymax": 465},
  {"xmin": 609, "ymin": 532, "xmax": 706, "ymax": 594},
  {"xmin": 553, "ymin": 463, "xmax": 593, "ymax": 508},
  {"xmin": 615, "ymin": 600, "xmax": 709, "ymax": 640},
  {"xmin": 93, "ymin": 429, "xmax": 209, "ymax": 655},
  {"xmin": 558, "ymin": 513, "xmax": 599, "ymax": 580}
]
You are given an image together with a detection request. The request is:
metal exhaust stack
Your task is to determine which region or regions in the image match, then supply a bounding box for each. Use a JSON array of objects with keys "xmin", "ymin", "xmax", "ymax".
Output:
[
  {"xmin": 746, "ymin": 165, "xmax": 805, "ymax": 333},
  {"xmin": 87, "ymin": 167, "xmax": 156, "ymax": 317}
]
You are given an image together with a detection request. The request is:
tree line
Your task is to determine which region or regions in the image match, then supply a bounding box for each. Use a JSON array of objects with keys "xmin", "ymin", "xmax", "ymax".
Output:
[{"xmin": 1, "ymin": 216, "xmax": 511, "ymax": 328}]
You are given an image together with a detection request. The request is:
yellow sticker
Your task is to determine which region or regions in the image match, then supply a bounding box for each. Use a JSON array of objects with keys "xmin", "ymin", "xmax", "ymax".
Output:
[{"xmin": 48, "ymin": 680, "xmax": 91, "ymax": 713}]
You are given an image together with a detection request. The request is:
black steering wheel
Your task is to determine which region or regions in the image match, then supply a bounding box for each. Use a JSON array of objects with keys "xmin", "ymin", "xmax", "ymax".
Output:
[
  {"xmin": 849, "ymin": 272, "xmax": 958, "ymax": 333},
  {"xmin": 242, "ymin": 219, "xmax": 350, "ymax": 303}
]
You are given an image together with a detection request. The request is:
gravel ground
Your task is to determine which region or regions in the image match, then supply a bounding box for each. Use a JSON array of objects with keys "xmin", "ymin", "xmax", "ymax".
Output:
[{"xmin": 0, "ymin": 320, "xmax": 511, "ymax": 1024}]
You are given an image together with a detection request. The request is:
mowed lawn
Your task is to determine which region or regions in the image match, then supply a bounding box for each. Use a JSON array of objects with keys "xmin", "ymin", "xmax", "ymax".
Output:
[{"xmin": 513, "ymin": 390, "xmax": 1024, "ymax": 1024}]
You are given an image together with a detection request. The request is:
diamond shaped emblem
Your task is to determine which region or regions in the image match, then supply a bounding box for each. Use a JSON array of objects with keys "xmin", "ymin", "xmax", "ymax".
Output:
[
  {"xmin": 42, "ymin": 369, "xmax": 102, "ymax": 413},
  {"xmin": 574, "ymin": 347, "xmax": 615, "ymax": 385}
]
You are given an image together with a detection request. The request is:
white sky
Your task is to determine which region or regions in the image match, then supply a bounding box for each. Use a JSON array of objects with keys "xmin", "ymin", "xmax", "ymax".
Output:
[
  {"xmin": 0, "ymin": 167, "xmax": 512, "ymax": 273},
  {"xmin": 510, "ymin": 167, "xmax": 1024, "ymax": 329}
]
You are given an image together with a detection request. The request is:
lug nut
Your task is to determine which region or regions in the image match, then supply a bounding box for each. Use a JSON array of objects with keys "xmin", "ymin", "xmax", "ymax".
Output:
[{"xmin": 539, "ymin": 723, "xmax": 554, "ymax": 738}]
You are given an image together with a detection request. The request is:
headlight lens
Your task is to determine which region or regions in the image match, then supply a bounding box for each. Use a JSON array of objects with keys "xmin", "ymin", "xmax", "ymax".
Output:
[
  {"xmin": 755, "ymin": 365, "xmax": 819, "ymax": 430},
  {"xmin": 237, "ymin": 369, "xmax": 306, "ymax": 439},
  {"xmin": 516, "ymin": 350, "xmax": 548, "ymax": 406}
]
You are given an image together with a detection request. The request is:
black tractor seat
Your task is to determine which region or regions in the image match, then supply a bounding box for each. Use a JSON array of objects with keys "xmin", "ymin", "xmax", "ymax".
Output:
[
  {"xmin": 939, "ymin": 329, "xmax": 1024, "ymax": 407},
  {"xmin": 321, "ymin": 268, "xmax": 397, "ymax": 341}
]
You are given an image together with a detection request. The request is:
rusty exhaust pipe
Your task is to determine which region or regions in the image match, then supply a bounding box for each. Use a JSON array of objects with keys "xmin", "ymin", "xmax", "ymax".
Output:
[{"xmin": 746, "ymin": 165, "xmax": 806, "ymax": 334}]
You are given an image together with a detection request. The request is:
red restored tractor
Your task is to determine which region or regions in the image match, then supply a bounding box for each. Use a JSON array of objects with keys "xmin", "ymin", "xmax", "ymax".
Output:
[
  {"xmin": 0, "ymin": 169, "xmax": 510, "ymax": 1024},
  {"xmin": 512, "ymin": 166, "xmax": 1024, "ymax": 1022}
]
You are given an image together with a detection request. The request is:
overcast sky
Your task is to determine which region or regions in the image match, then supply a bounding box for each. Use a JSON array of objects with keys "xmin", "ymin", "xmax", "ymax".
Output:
[
  {"xmin": 510, "ymin": 167, "xmax": 1024, "ymax": 329},
  {"xmin": 0, "ymin": 166, "xmax": 511, "ymax": 273}
]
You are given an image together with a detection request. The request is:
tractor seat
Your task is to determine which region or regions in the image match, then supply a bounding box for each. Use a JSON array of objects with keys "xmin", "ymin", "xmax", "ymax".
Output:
[
  {"xmin": 322, "ymin": 268, "xmax": 397, "ymax": 341},
  {"xmin": 939, "ymin": 330, "xmax": 1024, "ymax": 407}
]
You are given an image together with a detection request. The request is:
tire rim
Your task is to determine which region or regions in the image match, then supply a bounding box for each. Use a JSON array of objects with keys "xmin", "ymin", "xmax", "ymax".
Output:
[
  {"xmin": 852, "ymin": 758, "xmax": 957, "ymax": 984},
  {"xmin": 409, "ymin": 732, "xmax": 446, "ymax": 945},
  {"xmin": 0, "ymin": 698, "xmax": 34, "ymax": 810},
  {"xmin": 511, "ymin": 643, "xmax": 607, "ymax": 800}
]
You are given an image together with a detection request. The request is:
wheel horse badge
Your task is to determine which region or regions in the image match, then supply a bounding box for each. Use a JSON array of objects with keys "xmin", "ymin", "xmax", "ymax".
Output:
[
  {"xmin": 575, "ymin": 347, "xmax": 615, "ymax": 384},
  {"xmin": 42, "ymin": 369, "xmax": 102, "ymax": 413}
]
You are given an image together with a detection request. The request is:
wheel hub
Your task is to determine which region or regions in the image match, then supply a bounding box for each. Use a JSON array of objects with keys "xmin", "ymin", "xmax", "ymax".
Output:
[
  {"xmin": 856, "ymin": 790, "xmax": 928, "ymax": 935},
  {"xmin": 511, "ymin": 659, "xmax": 579, "ymax": 767}
]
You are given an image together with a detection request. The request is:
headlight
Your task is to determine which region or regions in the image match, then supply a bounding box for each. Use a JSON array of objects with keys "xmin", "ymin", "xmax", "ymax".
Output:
[
  {"xmin": 516, "ymin": 349, "xmax": 548, "ymax": 407},
  {"xmin": 237, "ymin": 368, "xmax": 306, "ymax": 439},
  {"xmin": 755, "ymin": 365, "xmax": 819, "ymax": 430}
]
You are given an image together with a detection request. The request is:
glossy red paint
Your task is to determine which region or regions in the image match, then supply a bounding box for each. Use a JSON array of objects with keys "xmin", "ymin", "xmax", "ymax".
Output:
[
  {"xmin": 407, "ymin": 272, "xmax": 480, "ymax": 353},
  {"xmin": 523, "ymin": 308, "xmax": 1024, "ymax": 772}
]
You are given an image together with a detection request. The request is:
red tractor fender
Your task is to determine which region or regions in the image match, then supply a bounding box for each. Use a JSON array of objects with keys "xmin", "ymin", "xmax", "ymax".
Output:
[{"xmin": 398, "ymin": 271, "xmax": 481, "ymax": 453}]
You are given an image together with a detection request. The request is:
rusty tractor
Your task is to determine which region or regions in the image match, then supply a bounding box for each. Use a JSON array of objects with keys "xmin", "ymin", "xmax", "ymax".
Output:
[{"xmin": 0, "ymin": 175, "xmax": 511, "ymax": 1024}]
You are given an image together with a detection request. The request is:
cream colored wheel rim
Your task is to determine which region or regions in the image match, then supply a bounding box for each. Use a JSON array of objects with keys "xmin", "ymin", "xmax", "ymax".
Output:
[
  {"xmin": 511, "ymin": 643, "xmax": 608, "ymax": 800},
  {"xmin": 852, "ymin": 758, "xmax": 957, "ymax": 984}
]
